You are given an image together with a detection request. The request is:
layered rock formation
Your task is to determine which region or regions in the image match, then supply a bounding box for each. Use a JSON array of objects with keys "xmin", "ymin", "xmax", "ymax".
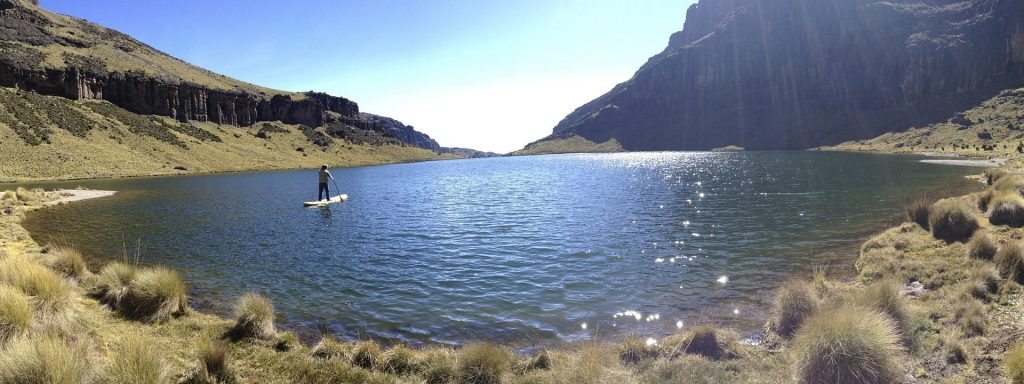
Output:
[
  {"xmin": 342, "ymin": 113, "xmax": 442, "ymax": 152},
  {"xmin": 535, "ymin": 0, "xmax": 1024, "ymax": 150}
]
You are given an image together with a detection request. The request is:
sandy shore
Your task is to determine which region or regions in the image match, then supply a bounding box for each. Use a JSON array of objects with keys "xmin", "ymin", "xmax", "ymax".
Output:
[
  {"xmin": 919, "ymin": 157, "xmax": 1008, "ymax": 167},
  {"xmin": 46, "ymin": 189, "xmax": 117, "ymax": 205}
]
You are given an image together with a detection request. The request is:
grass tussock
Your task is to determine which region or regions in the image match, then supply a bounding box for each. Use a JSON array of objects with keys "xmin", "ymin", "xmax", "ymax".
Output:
[
  {"xmin": 928, "ymin": 199, "xmax": 979, "ymax": 243},
  {"xmin": 967, "ymin": 230, "xmax": 998, "ymax": 260},
  {"xmin": 382, "ymin": 344, "xmax": 418, "ymax": 375},
  {"xmin": 967, "ymin": 264, "xmax": 1002, "ymax": 299},
  {"xmin": 185, "ymin": 338, "xmax": 233, "ymax": 384},
  {"xmin": 311, "ymin": 336, "xmax": 350, "ymax": 360},
  {"xmin": 352, "ymin": 341, "xmax": 383, "ymax": 370},
  {"xmin": 940, "ymin": 334, "xmax": 968, "ymax": 364},
  {"xmin": 456, "ymin": 342, "xmax": 514, "ymax": 384},
  {"xmin": 978, "ymin": 189, "xmax": 995, "ymax": 212},
  {"xmin": 985, "ymin": 168, "xmax": 1007, "ymax": 185},
  {"xmin": 43, "ymin": 246, "xmax": 87, "ymax": 278},
  {"xmin": 119, "ymin": 267, "xmax": 186, "ymax": 322},
  {"xmin": 995, "ymin": 241, "xmax": 1024, "ymax": 284},
  {"xmin": 0, "ymin": 334, "xmax": 93, "ymax": 384},
  {"xmin": 0, "ymin": 254, "xmax": 73, "ymax": 313},
  {"xmin": 106, "ymin": 334, "xmax": 167, "ymax": 384},
  {"xmin": 229, "ymin": 292, "xmax": 275, "ymax": 340},
  {"xmin": 854, "ymin": 278, "xmax": 909, "ymax": 338},
  {"xmin": 661, "ymin": 325, "xmax": 737, "ymax": 361},
  {"xmin": 988, "ymin": 193, "xmax": 1024, "ymax": 227},
  {"xmin": 1006, "ymin": 342, "xmax": 1024, "ymax": 384},
  {"xmin": 0, "ymin": 285, "xmax": 32, "ymax": 343},
  {"xmin": 791, "ymin": 306, "xmax": 903, "ymax": 384},
  {"xmin": 618, "ymin": 334, "xmax": 659, "ymax": 364},
  {"xmin": 774, "ymin": 280, "xmax": 818, "ymax": 337},
  {"xmin": 96, "ymin": 261, "xmax": 137, "ymax": 307},
  {"xmin": 954, "ymin": 298, "xmax": 987, "ymax": 337},
  {"xmin": 905, "ymin": 198, "xmax": 931, "ymax": 229},
  {"xmin": 419, "ymin": 349, "xmax": 457, "ymax": 384}
]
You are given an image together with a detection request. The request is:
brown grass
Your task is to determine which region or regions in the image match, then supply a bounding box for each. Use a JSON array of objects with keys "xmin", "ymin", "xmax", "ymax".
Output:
[
  {"xmin": 229, "ymin": 292, "xmax": 275, "ymax": 340},
  {"xmin": 1006, "ymin": 342, "xmax": 1024, "ymax": 384},
  {"xmin": 774, "ymin": 280, "xmax": 818, "ymax": 337},
  {"xmin": 119, "ymin": 267, "xmax": 186, "ymax": 322},
  {"xmin": 995, "ymin": 241, "xmax": 1024, "ymax": 283},
  {"xmin": 967, "ymin": 230, "xmax": 998, "ymax": 260},
  {"xmin": 791, "ymin": 306, "xmax": 903, "ymax": 384},
  {"xmin": 0, "ymin": 284, "xmax": 32, "ymax": 343},
  {"xmin": 456, "ymin": 343, "xmax": 514, "ymax": 384},
  {"xmin": 928, "ymin": 199, "xmax": 979, "ymax": 243}
]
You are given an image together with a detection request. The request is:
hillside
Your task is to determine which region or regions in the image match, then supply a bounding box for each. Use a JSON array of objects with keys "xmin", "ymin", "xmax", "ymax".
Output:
[
  {"xmin": 525, "ymin": 0, "xmax": 1024, "ymax": 152},
  {"xmin": 823, "ymin": 87, "xmax": 1024, "ymax": 156},
  {"xmin": 0, "ymin": 0, "xmax": 457, "ymax": 181}
]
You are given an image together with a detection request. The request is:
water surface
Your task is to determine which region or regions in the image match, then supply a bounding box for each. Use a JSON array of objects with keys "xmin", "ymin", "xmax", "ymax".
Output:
[{"xmin": 13, "ymin": 152, "xmax": 978, "ymax": 346}]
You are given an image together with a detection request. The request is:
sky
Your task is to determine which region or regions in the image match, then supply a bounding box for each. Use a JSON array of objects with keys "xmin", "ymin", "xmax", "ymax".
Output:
[{"xmin": 41, "ymin": 1, "xmax": 695, "ymax": 153}]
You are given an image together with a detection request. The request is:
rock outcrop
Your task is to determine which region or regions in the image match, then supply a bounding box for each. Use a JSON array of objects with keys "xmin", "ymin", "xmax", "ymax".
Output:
[
  {"xmin": 537, "ymin": 0, "xmax": 1024, "ymax": 150},
  {"xmin": 342, "ymin": 113, "xmax": 442, "ymax": 152}
]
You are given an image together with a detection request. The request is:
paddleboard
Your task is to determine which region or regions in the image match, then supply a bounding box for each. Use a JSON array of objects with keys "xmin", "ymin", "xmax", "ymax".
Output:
[{"xmin": 303, "ymin": 194, "xmax": 348, "ymax": 207}]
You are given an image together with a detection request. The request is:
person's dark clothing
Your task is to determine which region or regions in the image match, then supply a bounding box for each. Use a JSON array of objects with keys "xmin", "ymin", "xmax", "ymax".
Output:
[{"xmin": 318, "ymin": 183, "xmax": 329, "ymax": 200}]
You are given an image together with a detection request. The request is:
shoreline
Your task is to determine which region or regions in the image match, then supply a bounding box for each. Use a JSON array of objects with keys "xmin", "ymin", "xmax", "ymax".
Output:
[{"xmin": 2, "ymin": 160, "xmax": 1022, "ymax": 382}]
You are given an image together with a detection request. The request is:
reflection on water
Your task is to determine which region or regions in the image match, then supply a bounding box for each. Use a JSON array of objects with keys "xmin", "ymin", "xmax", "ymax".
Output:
[{"xmin": 11, "ymin": 152, "xmax": 978, "ymax": 346}]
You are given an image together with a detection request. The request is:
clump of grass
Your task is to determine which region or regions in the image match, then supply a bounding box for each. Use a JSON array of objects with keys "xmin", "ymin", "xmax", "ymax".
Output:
[
  {"xmin": 311, "ymin": 336, "xmax": 350, "ymax": 360},
  {"xmin": 989, "ymin": 193, "xmax": 1024, "ymax": 227},
  {"xmin": 419, "ymin": 349, "xmax": 456, "ymax": 384},
  {"xmin": 352, "ymin": 341, "xmax": 383, "ymax": 370},
  {"xmin": 456, "ymin": 342, "xmax": 514, "ymax": 384},
  {"xmin": 0, "ymin": 255, "xmax": 73, "ymax": 313},
  {"xmin": 791, "ymin": 306, "xmax": 903, "ymax": 384},
  {"xmin": 940, "ymin": 334, "xmax": 968, "ymax": 364},
  {"xmin": 618, "ymin": 335, "xmax": 658, "ymax": 364},
  {"xmin": 96, "ymin": 262, "xmax": 137, "ymax": 308},
  {"xmin": 106, "ymin": 334, "xmax": 167, "ymax": 384},
  {"xmin": 996, "ymin": 241, "xmax": 1024, "ymax": 284},
  {"xmin": 967, "ymin": 264, "xmax": 1001, "ymax": 299},
  {"xmin": 967, "ymin": 231, "xmax": 998, "ymax": 260},
  {"xmin": 0, "ymin": 190, "xmax": 15, "ymax": 201},
  {"xmin": 854, "ymin": 278, "xmax": 909, "ymax": 338},
  {"xmin": 0, "ymin": 335, "xmax": 93, "ymax": 384},
  {"xmin": 985, "ymin": 168, "xmax": 1007, "ymax": 185},
  {"xmin": 229, "ymin": 293, "xmax": 275, "ymax": 340},
  {"xmin": 191, "ymin": 338, "xmax": 233, "ymax": 384},
  {"xmin": 14, "ymin": 187, "xmax": 39, "ymax": 203},
  {"xmin": 774, "ymin": 280, "xmax": 818, "ymax": 337},
  {"xmin": 1005, "ymin": 342, "xmax": 1024, "ymax": 384},
  {"xmin": 928, "ymin": 199, "xmax": 979, "ymax": 243},
  {"xmin": 119, "ymin": 267, "xmax": 187, "ymax": 322},
  {"xmin": 662, "ymin": 325, "xmax": 735, "ymax": 361},
  {"xmin": 0, "ymin": 285, "xmax": 32, "ymax": 343},
  {"xmin": 524, "ymin": 350, "xmax": 550, "ymax": 371},
  {"xmin": 382, "ymin": 344, "xmax": 418, "ymax": 375},
  {"xmin": 43, "ymin": 246, "xmax": 87, "ymax": 278},
  {"xmin": 955, "ymin": 298, "xmax": 987, "ymax": 337},
  {"xmin": 905, "ymin": 198, "xmax": 931, "ymax": 229},
  {"xmin": 978, "ymin": 189, "xmax": 995, "ymax": 212}
]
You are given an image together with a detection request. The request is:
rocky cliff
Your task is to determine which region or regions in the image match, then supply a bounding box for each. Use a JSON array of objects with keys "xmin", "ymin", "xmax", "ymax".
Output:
[
  {"xmin": 341, "ymin": 113, "xmax": 442, "ymax": 152},
  {"xmin": 534, "ymin": 0, "xmax": 1024, "ymax": 151}
]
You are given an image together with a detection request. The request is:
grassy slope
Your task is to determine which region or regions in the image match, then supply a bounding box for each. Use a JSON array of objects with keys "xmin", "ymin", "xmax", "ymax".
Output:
[
  {"xmin": 821, "ymin": 87, "xmax": 1024, "ymax": 157},
  {"xmin": 0, "ymin": 88, "xmax": 454, "ymax": 182},
  {"xmin": 510, "ymin": 135, "xmax": 623, "ymax": 156}
]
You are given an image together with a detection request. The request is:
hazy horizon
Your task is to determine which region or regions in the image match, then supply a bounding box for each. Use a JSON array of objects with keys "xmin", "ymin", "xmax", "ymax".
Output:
[{"xmin": 40, "ymin": 0, "xmax": 695, "ymax": 153}]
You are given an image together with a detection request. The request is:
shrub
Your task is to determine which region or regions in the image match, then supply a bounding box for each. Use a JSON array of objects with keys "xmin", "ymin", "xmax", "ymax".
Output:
[
  {"xmin": 774, "ymin": 280, "xmax": 818, "ymax": 337},
  {"xmin": 0, "ymin": 285, "xmax": 32, "ymax": 343},
  {"xmin": 43, "ymin": 246, "xmax": 87, "ymax": 278},
  {"xmin": 928, "ymin": 200, "xmax": 979, "ymax": 243},
  {"xmin": 1006, "ymin": 342, "xmax": 1024, "ymax": 384},
  {"xmin": 0, "ymin": 255, "xmax": 72, "ymax": 313},
  {"xmin": 967, "ymin": 264, "xmax": 1002, "ymax": 299},
  {"xmin": 854, "ymin": 278, "xmax": 909, "ymax": 337},
  {"xmin": 352, "ymin": 341, "xmax": 383, "ymax": 370},
  {"xmin": 996, "ymin": 241, "xmax": 1024, "ymax": 284},
  {"xmin": 955, "ymin": 298, "xmax": 987, "ymax": 337},
  {"xmin": 791, "ymin": 306, "xmax": 902, "ymax": 384},
  {"xmin": 618, "ymin": 334, "xmax": 658, "ymax": 364},
  {"xmin": 905, "ymin": 198, "xmax": 931, "ymax": 229},
  {"xmin": 383, "ymin": 344, "xmax": 418, "ymax": 375},
  {"xmin": 456, "ymin": 343, "xmax": 513, "ymax": 384},
  {"xmin": 229, "ymin": 293, "xmax": 276, "ymax": 339},
  {"xmin": 119, "ymin": 267, "xmax": 187, "ymax": 322},
  {"xmin": 106, "ymin": 334, "xmax": 167, "ymax": 384},
  {"xmin": 96, "ymin": 262, "xmax": 137, "ymax": 307},
  {"xmin": 989, "ymin": 193, "xmax": 1024, "ymax": 227},
  {"xmin": 0, "ymin": 335, "xmax": 93, "ymax": 384},
  {"xmin": 968, "ymin": 231, "xmax": 998, "ymax": 260}
]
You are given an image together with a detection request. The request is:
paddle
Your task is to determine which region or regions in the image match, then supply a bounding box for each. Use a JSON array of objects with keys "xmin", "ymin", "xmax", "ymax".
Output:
[{"xmin": 331, "ymin": 179, "xmax": 342, "ymax": 200}]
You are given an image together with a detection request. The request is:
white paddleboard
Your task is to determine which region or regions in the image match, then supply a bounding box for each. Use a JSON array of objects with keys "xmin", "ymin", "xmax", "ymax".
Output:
[{"xmin": 303, "ymin": 194, "xmax": 348, "ymax": 207}]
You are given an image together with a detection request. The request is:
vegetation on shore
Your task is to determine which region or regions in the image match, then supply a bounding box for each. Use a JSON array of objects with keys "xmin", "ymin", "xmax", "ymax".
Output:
[
  {"xmin": 511, "ymin": 135, "xmax": 623, "ymax": 156},
  {"xmin": 2, "ymin": 168, "xmax": 1024, "ymax": 383}
]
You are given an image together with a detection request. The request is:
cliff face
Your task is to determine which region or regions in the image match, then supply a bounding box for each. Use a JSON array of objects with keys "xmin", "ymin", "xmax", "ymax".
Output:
[{"xmin": 540, "ymin": 0, "xmax": 1024, "ymax": 150}]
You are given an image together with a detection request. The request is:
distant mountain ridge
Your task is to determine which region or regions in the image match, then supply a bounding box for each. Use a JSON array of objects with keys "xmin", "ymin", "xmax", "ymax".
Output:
[
  {"xmin": 528, "ymin": 0, "xmax": 1024, "ymax": 151},
  {"xmin": 0, "ymin": 0, "xmax": 447, "ymax": 151}
]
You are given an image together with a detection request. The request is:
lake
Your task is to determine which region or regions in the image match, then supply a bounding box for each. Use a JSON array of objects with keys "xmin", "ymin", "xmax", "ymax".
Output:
[{"xmin": 11, "ymin": 152, "xmax": 979, "ymax": 347}]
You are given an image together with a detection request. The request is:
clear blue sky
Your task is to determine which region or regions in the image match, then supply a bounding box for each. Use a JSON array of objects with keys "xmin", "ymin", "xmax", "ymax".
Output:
[{"xmin": 41, "ymin": 1, "xmax": 695, "ymax": 153}]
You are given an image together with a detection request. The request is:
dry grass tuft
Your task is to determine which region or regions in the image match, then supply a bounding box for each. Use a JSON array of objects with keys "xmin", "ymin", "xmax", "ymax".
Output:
[
  {"xmin": 0, "ymin": 254, "xmax": 73, "ymax": 313},
  {"xmin": 618, "ymin": 334, "xmax": 659, "ymax": 364},
  {"xmin": 96, "ymin": 262, "xmax": 137, "ymax": 308},
  {"xmin": 352, "ymin": 341, "xmax": 383, "ymax": 370},
  {"xmin": 42, "ymin": 246, "xmax": 87, "ymax": 278},
  {"xmin": 905, "ymin": 198, "xmax": 931, "ymax": 229},
  {"xmin": 774, "ymin": 280, "xmax": 818, "ymax": 337},
  {"xmin": 988, "ymin": 193, "xmax": 1024, "ymax": 227},
  {"xmin": 996, "ymin": 241, "xmax": 1024, "ymax": 284},
  {"xmin": 0, "ymin": 334, "xmax": 93, "ymax": 384},
  {"xmin": 229, "ymin": 293, "xmax": 275, "ymax": 340},
  {"xmin": 940, "ymin": 334, "xmax": 968, "ymax": 364},
  {"xmin": 1006, "ymin": 342, "xmax": 1024, "ymax": 384},
  {"xmin": 791, "ymin": 306, "xmax": 903, "ymax": 384},
  {"xmin": 0, "ymin": 285, "xmax": 32, "ymax": 343},
  {"xmin": 967, "ymin": 231, "xmax": 998, "ymax": 260},
  {"xmin": 854, "ymin": 278, "xmax": 909, "ymax": 338},
  {"xmin": 186, "ymin": 337, "xmax": 233, "ymax": 384},
  {"xmin": 119, "ymin": 267, "xmax": 186, "ymax": 322},
  {"xmin": 456, "ymin": 342, "xmax": 514, "ymax": 384},
  {"xmin": 928, "ymin": 199, "xmax": 979, "ymax": 243},
  {"xmin": 382, "ymin": 344, "xmax": 418, "ymax": 375},
  {"xmin": 311, "ymin": 336, "xmax": 350, "ymax": 360},
  {"xmin": 967, "ymin": 264, "xmax": 1001, "ymax": 299},
  {"xmin": 106, "ymin": 333, "xmax": 167, "ymax": 384},
  {"xmin": 955, "ymin": 298, "xmax": 987, "ymax": 337},
  {"xmin": 419, "ymin": 349, "xmax": 457, "ymax": 384}
]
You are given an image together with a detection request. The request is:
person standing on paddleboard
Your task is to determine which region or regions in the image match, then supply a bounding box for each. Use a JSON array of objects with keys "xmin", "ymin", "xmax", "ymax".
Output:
[{"xmin": 318, "ymin": 164, "xmax": 335, "ymax": 201}]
